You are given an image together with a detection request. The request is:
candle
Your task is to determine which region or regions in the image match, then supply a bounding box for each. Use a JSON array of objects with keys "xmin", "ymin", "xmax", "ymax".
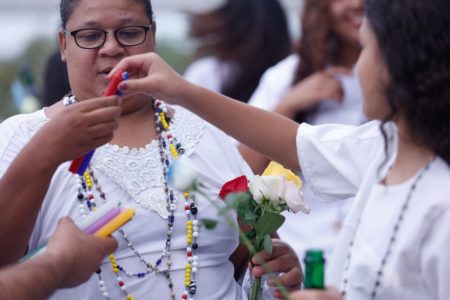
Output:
[
  {"xmin": 84, "ymin": 207, "xmax": 121, "ymax": 234},
  {"xmin": 76, "ymin": 200, "xmax": 119, "ymax": 231},
  {"xmin": 94, "ymin": 208, "xmax": 135, "ymax": 237}
]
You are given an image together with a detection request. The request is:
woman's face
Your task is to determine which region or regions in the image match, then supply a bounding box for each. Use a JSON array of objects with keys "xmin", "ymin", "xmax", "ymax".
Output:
[
  {"xmin": 356, "ymin": 18, "xmax": 391, "ymax": 120},
  {"xmin": 329, "ymin": 0, "xmax": 364, "ymax": 46},
  {"xmin": 59, "ymin": 0, "xmax": 155, "ymax": 103}
]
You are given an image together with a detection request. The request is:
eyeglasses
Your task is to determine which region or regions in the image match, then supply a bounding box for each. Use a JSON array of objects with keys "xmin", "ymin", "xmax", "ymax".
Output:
[{"xmin": 63, "ymin": 25, "xmax": 152, "ymax": 49}]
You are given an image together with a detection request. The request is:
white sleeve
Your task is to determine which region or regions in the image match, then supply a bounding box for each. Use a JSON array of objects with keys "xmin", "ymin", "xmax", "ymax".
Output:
[
  {"xmin": 421, "ymin": 207, "xmax": 450, "ymax": 300},
  {"xmin": 0, "ymin": 114, "xmax": 34, "ymax": 176},
  {"xmin": 248, "ymin": 54, "xmax": 298, "ymax": 110},
  {"xmin": 297, "ymin": 121, "xmax": 384, "ymax": 202}
]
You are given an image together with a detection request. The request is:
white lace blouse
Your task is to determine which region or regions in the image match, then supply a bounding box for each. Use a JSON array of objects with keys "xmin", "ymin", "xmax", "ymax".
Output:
[{"xmin": 0, "ymin": 106, "xmax": 253, "ymax": 300}]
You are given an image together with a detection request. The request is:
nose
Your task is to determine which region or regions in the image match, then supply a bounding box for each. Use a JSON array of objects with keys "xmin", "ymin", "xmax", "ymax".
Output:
[{"xmin": 98, "ymin": 32, "xmax": 125, "ymax": 56}]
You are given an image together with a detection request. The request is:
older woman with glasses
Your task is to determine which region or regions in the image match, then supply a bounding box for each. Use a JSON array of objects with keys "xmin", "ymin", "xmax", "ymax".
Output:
[{"xmin": 0, "ymin": 0, "xmax": 302, "ymax": 299}]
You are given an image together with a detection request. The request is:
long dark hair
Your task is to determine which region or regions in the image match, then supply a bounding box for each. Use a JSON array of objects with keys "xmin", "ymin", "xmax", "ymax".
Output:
[
  {"xmin": 60, "ymin": 0, "xmax": 154, "ymax": 28},
  {"xmin": 291, "ymin": 0, "xmax": 343, "ymax": 122},
  {"xmin": 188, "ymin": 0, "xmax": 291, "ymax": 102},
  {"xmin": 365, "ymin": 0, "xmax": 450, "ymax": 164}
]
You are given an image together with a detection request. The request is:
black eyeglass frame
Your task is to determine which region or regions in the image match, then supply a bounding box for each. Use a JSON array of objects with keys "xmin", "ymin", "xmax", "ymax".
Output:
[{"xmin": 63, "ymin": 25, "xmax": 152, "ymax": 49}]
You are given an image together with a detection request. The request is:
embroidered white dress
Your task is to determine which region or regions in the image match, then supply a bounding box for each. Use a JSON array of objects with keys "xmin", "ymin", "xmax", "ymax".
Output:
[
  {"xmin": 297, "ymin": 121, "xmax": 450, "ymax": 300},
  {"xmin": 247, "ymin": 54, "xmax": 365, "ymax": 263},
  {"xmin": 0, "ymin": 106, "xmax": 253, "ymax": 300}
]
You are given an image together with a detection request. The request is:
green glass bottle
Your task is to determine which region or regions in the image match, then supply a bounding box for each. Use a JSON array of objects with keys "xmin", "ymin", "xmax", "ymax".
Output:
[{"xmin": 303, "ymin": 249, "xmax": 325, "ymax": 289}]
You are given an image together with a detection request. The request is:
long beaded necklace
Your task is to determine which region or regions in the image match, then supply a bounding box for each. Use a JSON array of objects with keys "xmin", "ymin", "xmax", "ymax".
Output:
[
  {"xmin": 66, "ymin": 95, "xmax": 200, "ymax": 300},
  {"xmin": 340, "ymin": 157, "xmax": 435, "ymax": 299}
]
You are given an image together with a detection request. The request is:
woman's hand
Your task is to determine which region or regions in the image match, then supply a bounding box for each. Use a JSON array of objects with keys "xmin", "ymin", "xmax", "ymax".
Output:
[
  {"xmin": 46, "ymin": 217, "xmax": 118, "ymax": 288},
  {"xmin": 275, "ymin": 67, "xmax": 351, "ymax": 119},
  {"xmin": 290, "ymin": 287, "xmax": 342, "ymax": 300},
  {"xmin": 109, "ymin": 53, "xmax": 187, "ymax": 105},
  {"xmin": 251, "ymin": 239, "xmax": 303, "ymax": 298},
  {"xmin": 40, "ymin": 96, "xmax": 122, "ymax": 166}
]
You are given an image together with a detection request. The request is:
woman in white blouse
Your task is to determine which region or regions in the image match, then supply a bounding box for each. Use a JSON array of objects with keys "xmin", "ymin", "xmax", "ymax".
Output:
[
  {"xmin": 243, "ymin": 0, "xmax": 365, "ymax": 267},
  {"xmin": 110, "ymin": 0, "xmax": 450, "ymax": 298}
]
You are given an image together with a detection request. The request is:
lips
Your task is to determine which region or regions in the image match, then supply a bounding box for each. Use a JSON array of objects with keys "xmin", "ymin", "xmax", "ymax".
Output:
[{"xmin": 98, "ymin": 67, "xmax": 113, "ymax": 76}]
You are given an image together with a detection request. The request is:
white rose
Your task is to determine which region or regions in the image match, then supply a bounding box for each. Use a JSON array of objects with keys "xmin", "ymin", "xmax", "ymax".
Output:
[
  {"xmin": 281, "ymin": 180, "xmax": 310, "ymax": 214},
  {"xmin": 167, "ymin": 156, "xmax": 198, "ymax": 192},
  {"xmin": 248, "ymin": 175, "xmax": 282, "ymax": 205}
]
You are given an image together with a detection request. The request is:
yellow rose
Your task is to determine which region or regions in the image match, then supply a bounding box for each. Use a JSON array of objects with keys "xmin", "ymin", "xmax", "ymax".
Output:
[{"xmin": 262, "ymin": 161, "xmax": 302, "ymax": 188}]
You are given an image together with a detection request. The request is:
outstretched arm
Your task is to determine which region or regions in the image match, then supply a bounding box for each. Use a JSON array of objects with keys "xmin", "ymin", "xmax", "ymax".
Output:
[
  {"xmin": 0, "ymin": 96, "xmax": 121, "ymax": 264},
  {"xmin": 110, "ymin": 53, "xmax": 301, "ymax": 171}
]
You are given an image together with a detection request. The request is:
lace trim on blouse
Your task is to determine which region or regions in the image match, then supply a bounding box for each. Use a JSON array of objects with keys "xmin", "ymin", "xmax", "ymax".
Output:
[
  {"xmin": 91, "ymin": 107, "xmax": 206, "ymax": 218},
  {"xmin": 23, "ymin": 107, "xmax": 206, "ymax": 218}
]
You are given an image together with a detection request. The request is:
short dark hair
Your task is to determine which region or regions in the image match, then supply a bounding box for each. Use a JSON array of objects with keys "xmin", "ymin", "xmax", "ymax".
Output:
[
  {"xmin": 60, "ymin": 0, "xmax": 154, "ymax": 29},
  {"xmin": 365, "ymin": 0, "xmax": 450, "ymax": 164}
]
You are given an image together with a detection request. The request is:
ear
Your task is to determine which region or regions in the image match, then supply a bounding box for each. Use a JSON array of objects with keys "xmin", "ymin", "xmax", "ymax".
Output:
[{"xmin": 58, "ymin": 30, "xmax": 68, "ymax": 62}]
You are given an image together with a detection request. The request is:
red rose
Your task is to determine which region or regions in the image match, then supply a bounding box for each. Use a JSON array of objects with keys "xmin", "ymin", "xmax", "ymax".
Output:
[{"xmin": 219, "ymin": 175, "xmax": 248, "ymax": 200}]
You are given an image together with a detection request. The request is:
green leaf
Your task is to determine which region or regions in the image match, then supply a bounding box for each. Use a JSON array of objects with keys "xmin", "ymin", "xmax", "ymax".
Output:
[
  {"xmin": 242, "ymin": 210, "xmax": 258, "ymax": 224},
  {"xmin": 263, "ymin": 234, "xmax": 273, "ymax": 255},
  {"xmin": 245, "ymin": 229, "xmax": 257, "ymax": 240},
  {"xmin": 200, "ymin": 218, "xmax": 218, "ymax": 230},
  {"xmin": 225, "ymin": 191, "xmax": 252, "ymax": 209},
  {"xmin": 254, "ymin": 212, "xmax": 285, "ymax": 237}
]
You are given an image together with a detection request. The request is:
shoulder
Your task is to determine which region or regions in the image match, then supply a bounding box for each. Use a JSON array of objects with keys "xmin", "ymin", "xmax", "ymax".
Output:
[
  {"xmin": 420, "ymin": 158, "xmax": 450, "ymax": 212},
  {"xmin": 259, "ymin": 54, "xmax": 299, "ymax": 82},
  {"xmin": 248, "ymin": 54, "xmax": 300, "ymax": 109},
  {"xmin": 183, "ymin": 57, "xmax": 231, "ymax": 92},
  {"xmin": 0, "ymin": 110, "xmax": 48, "ymax": 174},
  {"xmin": 299, "ymin": 120, "xmax": 385, "ymax": 143},
  {"xmin": 0, "ymin": 110, "xmax": 47, "ymax": 144},
  {"xmin": 171, "ymin": 105, "xmax": 232, "ymax": 150},
  {"xmin": 184, "ymin": 57, "xmax": 222, "ymax": 74}
]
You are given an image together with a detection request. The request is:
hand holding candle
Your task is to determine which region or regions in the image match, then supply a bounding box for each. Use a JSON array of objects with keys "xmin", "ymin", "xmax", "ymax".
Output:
[
  {"xmin": 22, "ymin": 204, "xmax": 134, "ymax": 261},
  {"xmin": 68, "ymin": 70, "xmax": 128, "ymax": 175}
]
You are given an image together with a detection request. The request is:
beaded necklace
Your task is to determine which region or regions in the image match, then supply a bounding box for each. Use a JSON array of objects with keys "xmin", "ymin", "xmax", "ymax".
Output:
[
  {"xmin": 340, "ymin": 157, "xmax": 435, "ymax": 299},
  {"xmin": 66, "ymin": 95, "xmax": 200, "ymax": 300}
]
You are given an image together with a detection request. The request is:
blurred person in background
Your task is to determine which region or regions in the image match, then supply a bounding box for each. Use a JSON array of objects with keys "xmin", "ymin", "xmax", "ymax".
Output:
[
  {"xmin": 241, "ymin": 0, "xmax": 364, "ymax": 267},
  {"xmin": 184, "ymin": 0, "xmax": 291, "ymax": 103},
  {"xmin": 40, "ymin": 50, "xmax": 71, "ymax": 107},
  {"xmin": 10, "ymin": 64, "xmax": 41, "ymax": 113}
]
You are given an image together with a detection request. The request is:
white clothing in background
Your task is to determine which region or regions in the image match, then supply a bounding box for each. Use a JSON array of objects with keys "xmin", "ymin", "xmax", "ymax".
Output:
[
  {"xmin": 184, "ymin": 56, "xmax": 237, "ymax": 93},
  {"xmin": 0, "ymin": 107, "xmax": 253, "ymax": 300},
  {"xmin": 297, "ymin": 121, "xmax": 450, "ymax": 300},
  {"xmin": 248, "ymin": 54, "xmax": 364, "ymax": 263}
]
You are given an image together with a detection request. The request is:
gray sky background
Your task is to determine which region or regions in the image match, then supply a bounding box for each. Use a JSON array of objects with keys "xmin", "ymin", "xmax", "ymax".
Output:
[{"xmin": 0, "ymin": 0, "xmax": 302, "ymax": 61}]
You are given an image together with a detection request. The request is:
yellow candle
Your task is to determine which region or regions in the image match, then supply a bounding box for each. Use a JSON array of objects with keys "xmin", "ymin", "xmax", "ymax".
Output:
[{"xmin": 94, "ymin": 208, "xmax": 135, "ymax": 237}]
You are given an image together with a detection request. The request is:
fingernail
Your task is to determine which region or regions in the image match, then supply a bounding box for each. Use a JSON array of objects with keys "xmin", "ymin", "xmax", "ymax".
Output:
[{"xmin": 119, "ymin": 82, "xmax": 128, "ymax": 91}]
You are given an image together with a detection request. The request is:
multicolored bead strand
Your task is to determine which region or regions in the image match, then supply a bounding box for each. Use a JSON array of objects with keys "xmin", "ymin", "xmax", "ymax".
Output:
[
  {"xmin": 153, "ymin": 99, "xmax": 199, "ymax": 299},
  {"xmin": 69, "ymin": 97, "xmax": 199, "ymax": 300}
]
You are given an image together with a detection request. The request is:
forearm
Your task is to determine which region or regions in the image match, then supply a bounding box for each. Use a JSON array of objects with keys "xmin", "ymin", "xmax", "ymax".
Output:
[
  {"xmin": 182, "ymin": 83, "xmax": 300, "ymax": 171},
  {"xmin": 239, "ymin": 144, "xmax": 271, "ymax": 175},
  {"xmin": 0, "ymin": 254, "xmax": 62, "ymax": 300},
  {"xmin": 0, "ymin": 133, "xmax": 60, "ymax": 264}
]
